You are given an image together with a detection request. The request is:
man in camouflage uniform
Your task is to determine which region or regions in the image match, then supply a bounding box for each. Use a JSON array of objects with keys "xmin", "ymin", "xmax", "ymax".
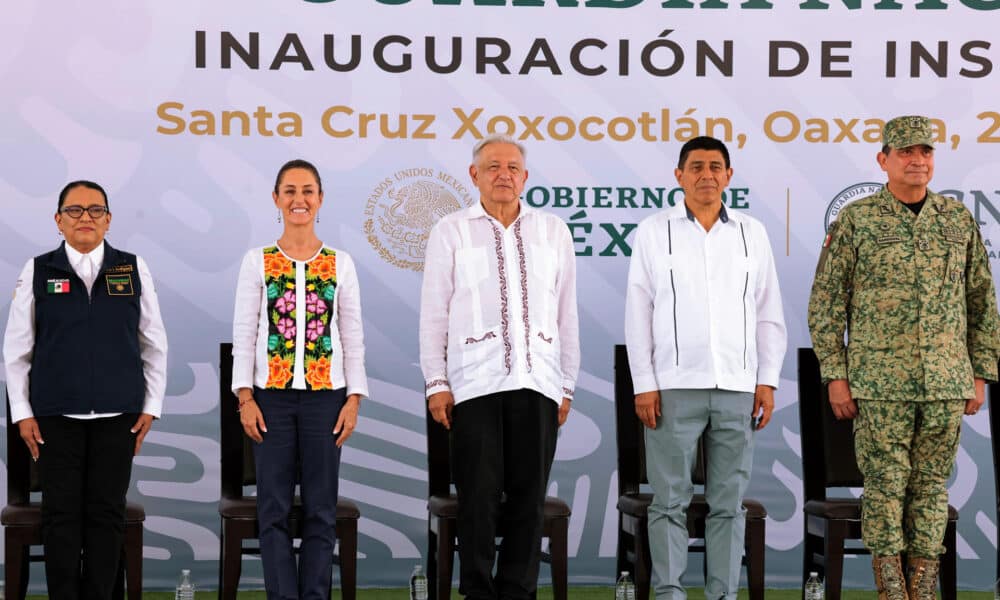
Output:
[{"xmin": 807, "ymin": 115, "xmax": 1000, "ymax": 599}]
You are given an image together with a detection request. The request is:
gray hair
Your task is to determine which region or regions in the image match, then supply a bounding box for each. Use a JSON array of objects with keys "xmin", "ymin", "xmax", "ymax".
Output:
[{"xmin": 471, "ymin": 134, "xmax": 527, "ymax": 165}]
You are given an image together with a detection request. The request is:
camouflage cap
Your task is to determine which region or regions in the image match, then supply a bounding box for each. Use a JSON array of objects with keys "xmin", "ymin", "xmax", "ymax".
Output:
[{"xmin": 882, "ymin": 115, "xmax": 934, "ymax": 149}]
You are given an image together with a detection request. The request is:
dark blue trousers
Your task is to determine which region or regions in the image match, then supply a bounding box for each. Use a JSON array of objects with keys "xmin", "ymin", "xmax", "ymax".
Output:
[{"xmin": 253, "ymin": 387, "xmax": 346, "ymax": 600}]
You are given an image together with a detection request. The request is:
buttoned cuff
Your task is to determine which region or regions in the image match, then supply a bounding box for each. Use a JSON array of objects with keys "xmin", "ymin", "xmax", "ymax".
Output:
[
  {"xmin": 756, "ymin": 367, "xmax": 781, "ymax": 390},
  {"xmin": 971, "ymin": 356, "xmax": 999, "ymax": 383},
  {"xmin": 141, "ymin": 397, "xmax": 163, "ymax": 419},
  {"xmin": 346, "ymin": 386, "xmax": 369, "ymax": 401},
  {"xmin": 9, "ymin": 399, "xmax": 34, "ymax": 424},
  {"xmin": 424, "ymin": 376, "xmax": 451, "ymax": 398},
  {"xmin": 561, "ymin": 379, "xmax": 576, "ymax": 401},
  {"xmin": 818, "ymin": 350, "xmax": 848, "ymax": 384},
  {"xmin": 631, "ymin": 374, "xmax": 659, "ymax": 396}
]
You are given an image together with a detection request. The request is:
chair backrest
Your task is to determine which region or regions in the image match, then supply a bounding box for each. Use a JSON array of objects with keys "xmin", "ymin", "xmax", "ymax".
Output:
[
  {"xmin": 4, "ymin": 396, "xmax": 37, "ymax": 504},
  {"xmin": 426, "ymin": 405, "xmax": 452, "ymax": 498},
  {"xmin": 613, "ymin": 345, "xmax": 707, "ymax": 496},
  {"xmin": 5, "ymin": 394, "xmax": 35, "ymax": 505},
  {"xmin": 219, "ymin": 343, "xmax": 257, "ymax": 501},
  {"xmin": 988, "ymin": 368, "xmax": 1000, "ymax": 516},
  {"xmin": 797, "ymin": 347, "xmax": 863, "ymax": 502}
]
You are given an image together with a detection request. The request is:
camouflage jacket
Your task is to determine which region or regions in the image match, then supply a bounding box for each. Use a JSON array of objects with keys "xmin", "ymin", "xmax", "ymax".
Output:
[{"xmin": 807, "ymin": 187, "xmax": 1000, "ymax": 401}]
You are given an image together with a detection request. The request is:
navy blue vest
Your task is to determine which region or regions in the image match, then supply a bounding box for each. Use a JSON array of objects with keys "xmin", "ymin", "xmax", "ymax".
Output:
[{"xmin": 30, "ymin": 242, "xmax": 145, "ymax": 416}]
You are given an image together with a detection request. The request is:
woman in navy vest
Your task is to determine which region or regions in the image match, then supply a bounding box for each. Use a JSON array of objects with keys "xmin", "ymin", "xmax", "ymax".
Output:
[
  {"xmin": 231, "ymin": 160, "xmax": 368, "ymax": 599},
  {"xmin": 2, "ymin": 180, "xmax": 168, "ymax": 599}
]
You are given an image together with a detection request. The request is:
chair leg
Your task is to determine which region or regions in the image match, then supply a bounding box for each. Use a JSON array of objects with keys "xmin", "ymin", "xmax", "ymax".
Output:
[
  {"xmin": 337, "ymin": 518, "xmax": 358, "ymax": 600},
  {"xmin": 823, "ymin": 526, "xmax": 846, "ymax": 600},
  {"xmin": 548, "ymin": 517, "xmax": 569, "ymax": 600},
  {"xmin": 6, "ymin": 532, "xmax": 27, "ymax": 600},
  {"xmin": 217, "ymin": 527, "xmax": 225, "ymax": 600},
  {"xmin": 125, "ymin": 521, "xmax": 144, "ymax": 600},
  {"xmin": 427, "ymin": 525, "xmax": 438, "ymax": 597},
  {"xmin": 634, "ymin": 519, "xmax": 652, "ymax": 600},
  {"xmin": 745, "ymin": 517, "xmax": 765, "ymax": 600},
  {"xmin": 436, "ymin": 518, "xmax": 455, "ymax": 600},
  {"xmin": 801, "ymin": 531, "xmax": 823, "ymax": 600},
  {"xmin": 940, "ymin": 518, "xmax": 958, "ymax": 600},
  {"xmin": 220, "ymin": 523, "xmax": 244, "ymax": 600},
  {"xmin": 616, "ymin": 514, "xmax": 630, "ymax": 580}
]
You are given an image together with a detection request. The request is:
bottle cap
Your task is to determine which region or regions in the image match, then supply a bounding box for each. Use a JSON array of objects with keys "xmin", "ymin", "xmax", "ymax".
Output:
[
  {"xmin": 621, "ymin": 571, "xmax": 628, "ymax": 576},
  {"xmin": 809, "ymin": 571, "xmax": 818, "ymax": 577}
]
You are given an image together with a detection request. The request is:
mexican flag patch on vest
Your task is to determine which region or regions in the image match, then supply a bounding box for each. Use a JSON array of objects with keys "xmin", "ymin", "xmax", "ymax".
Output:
[{"xmin": 47, "ymin": 278, "xmax": 70, "ymax": 294}]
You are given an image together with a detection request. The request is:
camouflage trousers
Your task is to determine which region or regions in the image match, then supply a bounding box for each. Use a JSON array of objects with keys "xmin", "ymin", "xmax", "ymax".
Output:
[{"xmin": 854, "ymin": 399, "xmax": 964, "ymax": 558}]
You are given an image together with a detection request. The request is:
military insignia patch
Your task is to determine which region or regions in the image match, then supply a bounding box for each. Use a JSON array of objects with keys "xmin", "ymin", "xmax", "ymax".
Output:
[
  {"xmin": 941, "ymin": 226, "xmax": 965, "ymax": 243},
  {"xmin": 105, "ymin": 274, "xmax": 134, "ymax": 296},
  {"xmin": 816, "ymin": 221, "xmax": 839, "ymax": 275}
]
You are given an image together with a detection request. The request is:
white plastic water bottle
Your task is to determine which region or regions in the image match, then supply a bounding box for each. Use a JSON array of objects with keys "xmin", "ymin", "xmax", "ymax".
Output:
[
  {"xmin": 175, "ymin": 569, "xmax": 195, "ymax": 600},
  {"xmin": 409, "ymin": 565, "xmax": 428, "ymax": 600},
  {"xmin": 615, "ymin": 571, "xmax": 636, "ymax": 600},
  {"xmin": 805, "ymin": 571, "xmax": 824, "ymax": 600}
]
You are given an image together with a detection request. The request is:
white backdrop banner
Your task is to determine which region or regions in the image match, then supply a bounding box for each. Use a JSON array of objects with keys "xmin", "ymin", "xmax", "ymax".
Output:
[{"xmin": 1, "ymin": 0, "xmax": 999, "ymax": 591}]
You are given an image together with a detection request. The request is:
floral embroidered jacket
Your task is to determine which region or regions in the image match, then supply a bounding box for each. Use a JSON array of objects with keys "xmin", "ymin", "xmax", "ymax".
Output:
[{"xmin": 232, "ymin": 244, "xmax": 368, "ymax": 397}]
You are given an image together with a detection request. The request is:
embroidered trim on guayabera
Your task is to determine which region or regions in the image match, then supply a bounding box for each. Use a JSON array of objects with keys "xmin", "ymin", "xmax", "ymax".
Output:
[
  {"xmin": 538, "ymin": 331, "xmax": 553, "ymax": 344},
  {"xmin": 514, "ymin": 220, "xmax": 532, "ymax": 373},
  {"xmin": 490, "ymin": 223, "xmax": 513, "ymax": 375},
  {"xmin": 465, "ymin": 331, "xmax": 497, "ymax": 344},
  {"xmin": 563, "ymin": 387, "xmax": 574, "ymax": 397},
  {"xmin": 425, "ymin": 378, "xmax": 450, "ymax": 392}
]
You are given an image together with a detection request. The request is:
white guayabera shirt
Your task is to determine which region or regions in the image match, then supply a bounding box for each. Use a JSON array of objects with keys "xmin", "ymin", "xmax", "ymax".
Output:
[{"xmin": 419, "ymin": 202, "xmax": 580, "ymax": 405}]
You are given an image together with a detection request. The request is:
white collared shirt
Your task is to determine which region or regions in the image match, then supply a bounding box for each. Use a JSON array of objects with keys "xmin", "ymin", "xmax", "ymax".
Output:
[
  {"xmin": 3, "ymin": 241, "xmax": 169, "ymax": 423},
  {"xmin": 625, "ymin": 203, "xmax": 787, "ymax": 394},
  {"xmin": 419, "ymin": 202, "xmax": 580, "ymax": 405},
  {"xmin": 231, "ymin": 244, "xmax": 368, "ymax": 398}
]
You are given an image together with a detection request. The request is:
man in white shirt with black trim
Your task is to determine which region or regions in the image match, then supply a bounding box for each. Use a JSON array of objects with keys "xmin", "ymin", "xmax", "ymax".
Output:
[
  {"xmin": 3, "ymin": 180, "xmax": 168, "ymax": 600},
  {"xmin": 419, "ymin": 135, "xmax": 580, "ymax": 600},
  {"xmin": 625, "ymin": 137, "xmax": 786, "ymax": 600}
]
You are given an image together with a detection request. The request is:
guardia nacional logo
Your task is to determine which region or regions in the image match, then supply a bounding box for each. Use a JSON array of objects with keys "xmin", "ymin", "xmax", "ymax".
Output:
[
  {"xmin": 824, "ymin": 182, "xmax": 882, "ymax": 231},
  {"xmin": 364, "ymin": 168, "xmax": 474, "ymax": 271}
]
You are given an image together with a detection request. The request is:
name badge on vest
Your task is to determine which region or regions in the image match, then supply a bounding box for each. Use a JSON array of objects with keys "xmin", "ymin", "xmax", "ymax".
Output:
[
  {"xmin": 46, "ymin": 278, "xmax": 70, "ymax": 294},
  {"xmin": 105, "ymin": 274, "xmax": 135, "ymax": 296},
  {"xmin": 106, "ymin": 264, "xmax": 134, "ymax": 274}
]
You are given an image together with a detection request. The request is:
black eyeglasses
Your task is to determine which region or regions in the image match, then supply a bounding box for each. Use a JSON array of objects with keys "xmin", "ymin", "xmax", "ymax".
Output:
[{"xmin": 60, "ymin": 205, "xmax": 109, "ymax": 219}]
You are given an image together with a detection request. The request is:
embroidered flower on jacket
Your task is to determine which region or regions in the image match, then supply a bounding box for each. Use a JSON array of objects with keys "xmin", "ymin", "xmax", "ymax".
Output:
[
  {"xmin": 307, "ymin": 253, "xmax": 337, "ymax": 281},
  {"xmin": 266, "ymin": 354, "xmax": 293, "ymax": 388},
  {"xmin": 264, "ymin": 252, "xmax": 293, "ymax": 279},
  {"xmin": 275, "ymin": 289, "xmax": 296, "ymax": 314},
  {"xmin": 305, "ymin": 355, "xmax": 333, "ymax": 390},
  {"xmin": 306, "ymin": 319, "xmax": 326, "ymax": 341},
  {"xmin": 277, "ymin": 317, "xmax": 296, "ymax": 339},
  {"xmin": 306, "ymin": 292, "xmax": 327, "ymax": 315}
]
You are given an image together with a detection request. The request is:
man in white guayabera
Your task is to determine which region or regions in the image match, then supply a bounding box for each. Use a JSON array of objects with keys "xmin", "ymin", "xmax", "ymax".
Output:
[
  {"xmin": 625, "ymin": 136, "xmax": 787, "ymax": 600},
  {"xmin": 419, "ymin": 135, "xmax": 580, "ymax": 600}
]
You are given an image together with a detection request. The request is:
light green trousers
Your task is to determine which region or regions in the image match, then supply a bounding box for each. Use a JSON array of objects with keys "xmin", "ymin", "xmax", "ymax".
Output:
[{"xmin": 644, "ymin": 388, "xmax": 755, "ymax": 600}]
